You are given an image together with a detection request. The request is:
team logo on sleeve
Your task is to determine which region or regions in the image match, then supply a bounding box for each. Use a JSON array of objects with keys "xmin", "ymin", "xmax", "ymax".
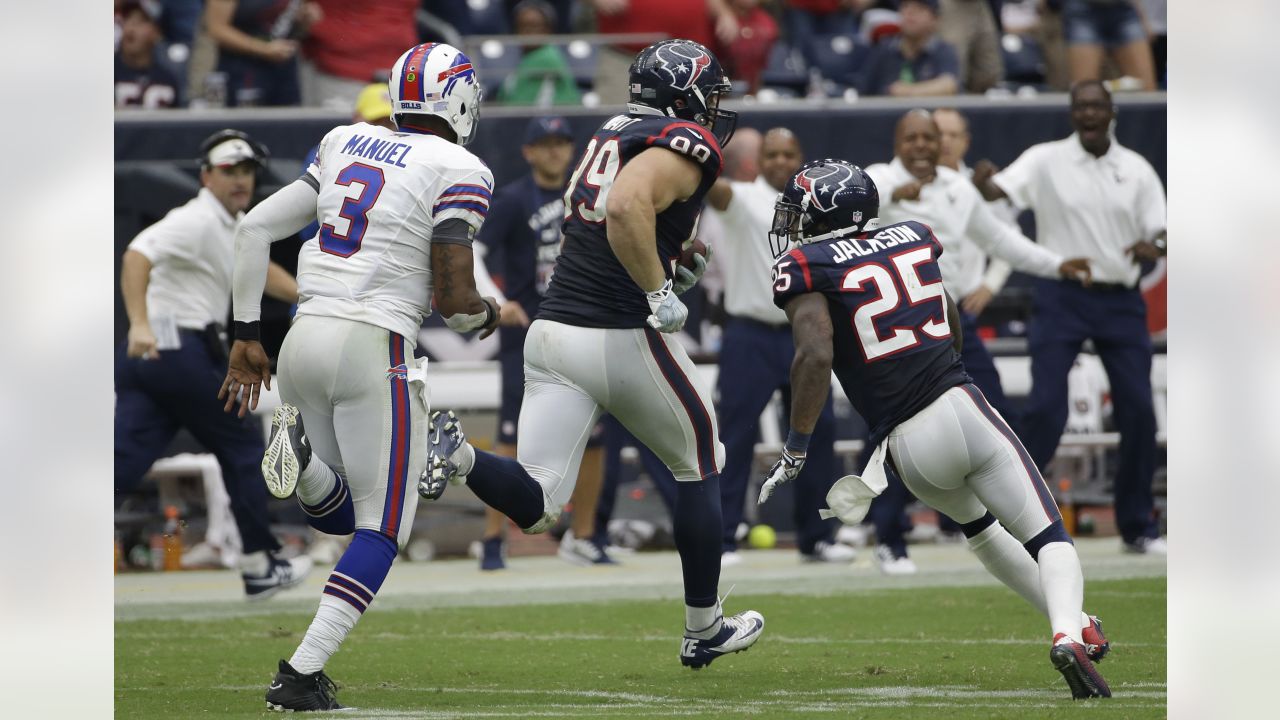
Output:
[
  {"xmin": 386, "ymin": 363, "xmax": 409, "ymax": 381},
  {"xmin": 654, "ymin": 42, "xmax": 712, "ymax": 91},
  {"xmin": 793, "ymin": 163, "xmax": 857, "ymax": 213}
]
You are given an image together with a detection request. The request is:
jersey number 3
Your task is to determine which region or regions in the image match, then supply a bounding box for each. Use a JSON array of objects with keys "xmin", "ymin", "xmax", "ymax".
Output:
[
  {"xmin": 319, "ymin": 162, "xmax": 385, "ymax": 257},
  {"xmin": 842, "ymin": 246, "xmax": 950, "ymax": 361}
]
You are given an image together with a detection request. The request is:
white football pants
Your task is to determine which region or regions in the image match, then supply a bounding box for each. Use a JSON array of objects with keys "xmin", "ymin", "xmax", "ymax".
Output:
[
  {"xmin": 277, "ymin": 315, "xmax": 427, "ymax": 548},
  {"xmin": 516, "ymin": 319, "xmax": 726, "ymax": 509},
  {"xmin": 887, "ymin": 384, "xmax": 1061, "ymax": 543}
]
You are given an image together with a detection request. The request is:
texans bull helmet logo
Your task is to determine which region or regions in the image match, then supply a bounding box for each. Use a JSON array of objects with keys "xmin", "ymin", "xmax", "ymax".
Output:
[
  {"xmin": 793, "ymin": 163, "xmax": 860, "ymax": 222},
  {"xmin": 653, "ymin": 42, "xmax": 712, "ymax": 91}
]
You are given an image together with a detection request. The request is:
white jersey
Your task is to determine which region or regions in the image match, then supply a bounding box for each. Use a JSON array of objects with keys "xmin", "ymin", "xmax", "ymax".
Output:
[{"xmin": 295, "ymin": 122, "xmax": 493, "ymax": 341}]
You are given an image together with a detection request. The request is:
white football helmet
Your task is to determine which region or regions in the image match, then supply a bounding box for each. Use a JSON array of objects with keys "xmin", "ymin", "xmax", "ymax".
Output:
[{"xmin": 388, "ymin": 43, "xmax": 482, "ymax": 145}]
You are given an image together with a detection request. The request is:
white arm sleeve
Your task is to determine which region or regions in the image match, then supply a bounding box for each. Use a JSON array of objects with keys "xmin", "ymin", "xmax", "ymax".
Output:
[
  {"xmin": 471, "ymin": 243, "xmax": 507, "ymax": 305},
  {"xmin": 991, "ymin": 145, "xmax": 1045, "ymax": 210},
  {"xmin": 232, "ymin": 178, "xmax": 319, "ymax": 323},
  {"xmin": 965, "ymin": 193, "xmax": 1063, "ymax": 279},
  {"xmin": 981, "ymin": 258, "xmax": 1013, "ymax": 293}
]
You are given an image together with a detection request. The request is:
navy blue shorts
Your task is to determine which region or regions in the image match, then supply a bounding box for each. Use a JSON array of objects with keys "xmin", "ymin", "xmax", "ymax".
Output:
[
  {"xmin": 1062, "ymin": 0, "xmax": 1147, "ymax": 48},
  {"xmin": 497, "ymin": 327, "xmax": 604, "ymax": 448}
]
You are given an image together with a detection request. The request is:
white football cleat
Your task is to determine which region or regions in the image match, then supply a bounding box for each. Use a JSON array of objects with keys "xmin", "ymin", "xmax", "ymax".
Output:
[
  {"xmin": 874, "ymin": 545, "xmax": 918, "ymax": 575},
  {"xmin": 679, "ymin": 608, "xmax": 765, "ymax": 669}
]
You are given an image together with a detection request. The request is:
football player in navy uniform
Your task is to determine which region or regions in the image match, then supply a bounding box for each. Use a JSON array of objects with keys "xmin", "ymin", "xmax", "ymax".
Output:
[
  {"xmin": 422, "ymin": 39, "xmax": 765, "ymax": 669},
  {"xmin": 757, "ymin": 159, "xmax": 1112, "ymax": 700}
]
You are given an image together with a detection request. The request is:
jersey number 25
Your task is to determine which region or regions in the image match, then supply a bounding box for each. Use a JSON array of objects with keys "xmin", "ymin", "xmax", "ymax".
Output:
[{"xmin": 842, "ymin": 247, "xmax": 950, "ymax": 361}]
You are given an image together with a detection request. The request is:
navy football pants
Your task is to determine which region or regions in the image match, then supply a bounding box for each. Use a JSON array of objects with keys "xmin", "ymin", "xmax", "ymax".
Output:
[
  {"xmin": 115, "ymin": 331, "xmax": 280, "ymax": 555},
  {"xmin": 1022, "ymin": 280, "xmax": 1159, "ymax": 543}
]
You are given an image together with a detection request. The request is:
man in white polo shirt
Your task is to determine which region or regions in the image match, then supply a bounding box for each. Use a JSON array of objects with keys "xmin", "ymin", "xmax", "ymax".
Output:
[
  {"xmin": 705, "ymin": 127, "xmax": 855, "ymax": 566},
  {"xmin": 972, "ymin": 80, "xmax": 1168, "ymax": 554},
  {"xmin": 116, "ymin": 130, "xmax": 311, "ymax": 597},
  {"xmin": 861, "ymin": 109, "xmax": 1092, "ymax": 573}
]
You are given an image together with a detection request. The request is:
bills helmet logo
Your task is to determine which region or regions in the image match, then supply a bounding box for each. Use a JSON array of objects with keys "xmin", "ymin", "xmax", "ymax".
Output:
[
  {"xmin": 654, "ymin": 42, "xmax": 712, "ymax": 91},
  {"xmin": 437, "ymin": 53, "xmax": 476, "ymax": 97},
  {"xmin": 793, "ymin": 163, "xmax": 857, "ymax": 213},
  {"xmin": 386, "ymin": 363, "xmax": 409, "ymax": 381}
]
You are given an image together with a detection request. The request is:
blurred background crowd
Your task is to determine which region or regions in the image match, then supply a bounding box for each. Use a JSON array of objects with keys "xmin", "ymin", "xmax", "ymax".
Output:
[{"xmin": 116, "ymin": 0, "xmax": 1167, "ymax": 111}]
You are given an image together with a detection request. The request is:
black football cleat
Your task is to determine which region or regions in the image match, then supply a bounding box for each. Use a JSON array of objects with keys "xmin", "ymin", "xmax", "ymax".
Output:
[
  {"xmin": 266, "ymin": 659, "xmax": 343, "ymax": 712},
  {"xmin": 1050, "ymin": 635, "xmax": 1112, "ymax": 699}
]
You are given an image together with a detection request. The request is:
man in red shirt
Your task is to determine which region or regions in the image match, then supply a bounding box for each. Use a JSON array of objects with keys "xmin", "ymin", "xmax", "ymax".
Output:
[{"xmin": 300, "ymin": 0, "xmax": 418, "ymax": 108}]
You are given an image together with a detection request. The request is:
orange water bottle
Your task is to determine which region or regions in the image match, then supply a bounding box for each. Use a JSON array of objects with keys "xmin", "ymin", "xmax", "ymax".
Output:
[
  {"xmin": 1057, "ymin": 478, "xmax": 1077, "ymax": 535},
  {"xmin": 162, "ymin": 506, "xmax": 184, "ymax": 571}
]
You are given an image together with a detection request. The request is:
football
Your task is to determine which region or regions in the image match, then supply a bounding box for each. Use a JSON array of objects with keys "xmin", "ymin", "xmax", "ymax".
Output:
[{"xmin": 679, "ymin": 238, "xmax": 708, "ymax": 270}]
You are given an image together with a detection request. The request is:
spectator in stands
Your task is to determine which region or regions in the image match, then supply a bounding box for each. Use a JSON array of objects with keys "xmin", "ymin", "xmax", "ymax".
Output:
[
  {"xmin": 586, "ymin": 0, "xmax": 740, "ymax": 105},
  {"xmin": 300, "ymin": 0, "xmax": 417, "ymax": 109},
  {"xmin": 159, "ymin": 0, "xmax": 204, "ymax": 46},
  {"xmin": 116, "ymin": 1, "xmax": 181, "ymax": 109},
  {"xmin": 477, "ymin": 117, "xmax": 617, "ymax": 569},
  {"xmin": 938, "ymin": 0, "xmax": 1004, "ymax": 93},
  {"xmin": 117, "ymin": 130, "xmax": 311, "ymax": 598},
  {"xmin": 504, "ymin": 0, "xmax": 576, "ymax": 33},
  {"xmin": 783, "ymin": 1, "xmax": 863, "ymax": 71},
  {"xmin": 497, "ymin": 0, "xmax": 584, "ymax": 106},
  {"xmin": 706, "ymin": 128, "xmax": 856, "ymax": 567},
  {"xmin": 972, "ymin": 80, "xmax": 1168, "ymax": 554},
  {"xmin": 1136, "ymin": 0, "xmax": 1165, "ymax": 87},
  {"xmin": 857, "ymin": 0, "xmax": 962, "ymax": 96},
  {"xmin": 721, "ymin": 0, "xmax": 781, "ymax": 93},
  {"xmin": 202, "ymin": 0, "xmax": 323, "ymax": 107},
  {"xmin": 1061, "ymin": 0, "xmax": 1156, "ymax": 90}
]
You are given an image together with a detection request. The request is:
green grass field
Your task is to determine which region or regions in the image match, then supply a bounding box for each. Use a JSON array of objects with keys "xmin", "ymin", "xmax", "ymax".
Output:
[{"xmin": 116, "ymin": 576, "xmax": 1165, "ymax": 718}]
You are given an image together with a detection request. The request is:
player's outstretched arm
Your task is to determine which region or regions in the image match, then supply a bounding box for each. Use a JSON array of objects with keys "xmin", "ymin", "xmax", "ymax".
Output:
[{"xmin": 431, "ymin": 233, "xmax": 500, "ymax": 339}]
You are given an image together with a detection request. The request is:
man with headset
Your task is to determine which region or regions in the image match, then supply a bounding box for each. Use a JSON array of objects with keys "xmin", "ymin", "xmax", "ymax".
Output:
[{"xmin": 116, "ymin": 129, "xmax": 311, "ymax": 599}]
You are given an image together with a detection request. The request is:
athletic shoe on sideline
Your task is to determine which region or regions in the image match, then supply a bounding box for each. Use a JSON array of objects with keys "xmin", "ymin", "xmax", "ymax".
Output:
[
  {"xmin": 262, "ymin": 405, "xmax": 310, "ymax": 499},
  {"xmin": 680, "ymin": 609, "xmax": 765, "ymax": 670},
  {"xmin": 1122, "ymin": 536, "xmax": 1168, "ymax": 555},
  {"xmin": 266, "ymin": 659, "xmax": 343, "ymax": 711},
  {"xmin": 1050, "ymin": 634, "xmax": 1112, "ymax": 699},
  {"xmin": 244, "ymin": 554, "xmax": 313, "ymax": 601},
  {"xmin": 874, "ymin": 545, "xmax": 918, "ymax": 575},
  {"xmin": 558, "ymin": 530, "xmax": 618, "ymax": 566},
  {"xmin": 802, "ymin": 540, "xmax": 857, "ymax": 563}
]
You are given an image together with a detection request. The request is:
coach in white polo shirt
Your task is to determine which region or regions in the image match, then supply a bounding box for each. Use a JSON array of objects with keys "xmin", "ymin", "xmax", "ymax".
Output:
[
  {"xmin": 116, "ymin": 130, "xmax": 311, "ymax": 598},
  {"xmin": 972, "ymin": 80, "xmax": 1168, "ymax": 555},
  {"xmin": 704, "ymin": 128, "xmax": 854, "ymax": 566}
]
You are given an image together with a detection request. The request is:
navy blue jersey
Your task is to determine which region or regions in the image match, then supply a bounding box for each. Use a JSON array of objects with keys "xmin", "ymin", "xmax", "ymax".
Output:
[
  {"xmin": 477, "ymin": 174, "xmax": 565, "ymax": 316},
  {"xmin": 538, "ymin": 113, "xmax": 723, "ymax": 328},
  {"xmin": 772, "ymin": 220, "xmax": 971, "ymax": 447}
]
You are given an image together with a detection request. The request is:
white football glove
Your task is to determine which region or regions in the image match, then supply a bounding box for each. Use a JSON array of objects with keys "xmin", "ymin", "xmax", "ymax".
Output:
[
  {"xmin": 758, "ymin": 449, "xmax": 806, "ymax": 505},
  {"xmin": 672, "ymin": 244, "xmax": 712, "ymax": 295},
  {"xmin": 645, "ymin": 279, "xmax": 688, "ymax": 333}
]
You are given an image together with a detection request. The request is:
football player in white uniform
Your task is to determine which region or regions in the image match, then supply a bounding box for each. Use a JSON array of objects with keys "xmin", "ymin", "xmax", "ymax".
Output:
[{"xmin": 219, "ymin": 43, "xmax": 500, "ymax": 712}]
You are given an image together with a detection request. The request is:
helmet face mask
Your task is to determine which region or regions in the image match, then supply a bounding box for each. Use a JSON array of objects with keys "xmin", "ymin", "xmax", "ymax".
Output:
[
  {"xmin": 388, "ymin": 43, "xmax": 482, "ymax": 145},
  {"xmin": 629, "ymin": 39, "xmax": 737, "ymax": 147},
  {"xmin": 769, "ymin": 196, "xmax": 804, "ymax": 258}
]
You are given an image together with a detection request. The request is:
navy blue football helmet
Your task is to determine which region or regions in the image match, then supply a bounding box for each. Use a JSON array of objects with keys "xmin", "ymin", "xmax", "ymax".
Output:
[
  {"xmin": 769, "ymin": 159, "xmax": 880, "ymax": 257},
  {"xmin": 629, "ymin": 39, "xmax": 737, "ymax": 147}
]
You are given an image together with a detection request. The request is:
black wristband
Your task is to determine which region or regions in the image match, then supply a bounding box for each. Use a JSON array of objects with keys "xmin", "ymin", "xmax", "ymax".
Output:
[
  {"xmin": 482, "ymin": 298, "xmax": 499, "ymax": 329},
  {"xmin": 232, "ymin": 320, "xmax": 261, "ymax": 342}
]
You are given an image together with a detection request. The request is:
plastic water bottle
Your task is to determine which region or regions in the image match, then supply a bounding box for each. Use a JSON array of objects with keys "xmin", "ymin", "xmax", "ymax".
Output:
[
  {"xmin": 162, "ymin": 506, "xmax": 184, "ymax": 571},
  {"xmin": 204, "ymin": 72, "xmax": 227, "ymax": 109}
]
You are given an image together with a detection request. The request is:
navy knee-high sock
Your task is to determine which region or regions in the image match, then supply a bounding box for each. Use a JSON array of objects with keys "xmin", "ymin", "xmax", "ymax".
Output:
[
  {"xmin": 674, "ymin": 474, "xmax": 722, "ymax": 608},
  {"xmin": 299, "ymin": 473, "xmax": 355, "ymax": 536},
  {"xmin": 469, "ymin": 450, "xmax": 546, "ymax": 529}
]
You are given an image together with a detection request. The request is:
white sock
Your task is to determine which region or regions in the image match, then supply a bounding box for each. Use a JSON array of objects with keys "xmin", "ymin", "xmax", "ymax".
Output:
[
  {"xmin": 239, "ymin": 550, "xmax": 269, "ymax": 576},
  {"xmin": 296, "ymin": 456, "xmax": 338, "ymax": 507},
  {"xmin": 289, "ymin": 595, "xmax": 362, "ymax": 674},
  {"xmin": 1037, "ymin": 541, "xmax": 1086, "ymax": 642},
  {"xmin": 685, "ymin": 603, "xmax": 721, "ymax": 637},
  {"xmin": 454, "ymin": 442, "xmax": 476, "ymax": 476},
  {"xmin": 968, "ymin": 524, "xmax": 1092, "ymax": 629}
]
